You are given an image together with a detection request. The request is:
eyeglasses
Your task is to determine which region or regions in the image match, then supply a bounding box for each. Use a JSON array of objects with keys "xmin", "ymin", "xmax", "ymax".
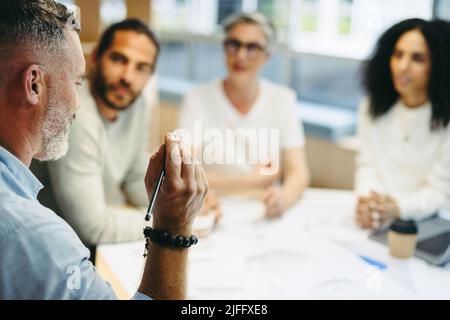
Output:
[{"xmin": 223, "ymin": 38, "xmax": 267, "ymax": 59}]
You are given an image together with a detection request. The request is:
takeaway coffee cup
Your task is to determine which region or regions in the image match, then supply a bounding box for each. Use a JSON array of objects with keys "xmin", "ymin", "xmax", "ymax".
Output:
[{"xmin": 388, "ymin": 219, "xmax": 418, "ymax": 259}]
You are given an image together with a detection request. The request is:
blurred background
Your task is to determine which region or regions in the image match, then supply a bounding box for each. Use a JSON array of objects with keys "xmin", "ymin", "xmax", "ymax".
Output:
[{"xmin": 59, "ymin": 0, "xmax": 450, "ymax": 190}]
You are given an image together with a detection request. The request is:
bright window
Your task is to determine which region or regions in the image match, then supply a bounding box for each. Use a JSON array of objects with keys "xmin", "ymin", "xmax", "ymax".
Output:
[
  {"xmin": 434, "ymin": 0, "xmax": 450, "ymax": 19},
  {"xmin": 100, "ymin": 0, "xmax": 127, "ymax": 29}
]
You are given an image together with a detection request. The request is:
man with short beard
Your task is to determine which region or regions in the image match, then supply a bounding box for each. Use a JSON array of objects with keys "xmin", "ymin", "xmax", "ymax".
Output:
[
  {"xmin": 47, "ymin": 19, "xmax": 161, "ymax": 248},
  {"xmin": 0, "ymin": 0, "xmax": 207, "ymax": 300}
]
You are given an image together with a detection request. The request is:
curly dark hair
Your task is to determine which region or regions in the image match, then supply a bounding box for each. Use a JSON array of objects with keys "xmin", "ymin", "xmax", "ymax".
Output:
[{"xmin": 363, "ymin": 18, "xmax": 450, "ymax": 130}]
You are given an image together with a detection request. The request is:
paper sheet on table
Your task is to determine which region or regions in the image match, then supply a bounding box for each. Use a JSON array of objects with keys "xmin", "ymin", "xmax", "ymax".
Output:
[
  {"xmin": 189, "ymin": 231, "xmax": 397, "ymax": 299},
  {"xmin": 100, "ymin": 242, "xmax": 144, "ymax": 297}
]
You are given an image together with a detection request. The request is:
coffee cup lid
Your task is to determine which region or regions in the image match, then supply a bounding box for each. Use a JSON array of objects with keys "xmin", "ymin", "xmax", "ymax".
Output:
[{"xmin": 389, "ymin": 219, "xmax": 418, "ymax": 234}]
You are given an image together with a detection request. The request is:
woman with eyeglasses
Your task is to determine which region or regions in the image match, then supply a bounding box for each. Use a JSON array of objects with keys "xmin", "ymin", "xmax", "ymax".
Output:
[
  {"xmin": 355, "ymin": 19, "xmax": 450, "ymax": 229},
  {"xmin": 178, "ymin": 12, "xmax": 310, "ymax": 219}
]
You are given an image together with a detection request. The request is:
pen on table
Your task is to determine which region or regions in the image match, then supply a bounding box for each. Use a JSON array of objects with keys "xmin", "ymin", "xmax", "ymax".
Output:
[
  {"xmin": 145, "ymin": 167, "xmax": 165, "ymax": 221},
  {"xmin": 359, "ymin": 255, "xmax": 388, "ymax": 270}
]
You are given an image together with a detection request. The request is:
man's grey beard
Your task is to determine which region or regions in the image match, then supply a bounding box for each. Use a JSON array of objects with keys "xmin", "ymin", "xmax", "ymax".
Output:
[{"xmin": 35, "ymin": 100, "xmax": 73, "ymax": 162}]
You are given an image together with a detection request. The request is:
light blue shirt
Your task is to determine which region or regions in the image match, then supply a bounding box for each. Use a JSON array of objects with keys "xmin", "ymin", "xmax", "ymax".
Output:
[{"xmin": 0, "ymin": 147, "xmax": 150, "ymax": 300}]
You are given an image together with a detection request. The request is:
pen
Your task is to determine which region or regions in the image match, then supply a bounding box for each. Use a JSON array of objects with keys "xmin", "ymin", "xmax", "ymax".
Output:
[
  {"xmin": 145, "ymin": 168, "xmax": 165, "ymax": 221},
  {"xmin": 359, "ymin": 255, "xmax": 387, "ymax": 270}
]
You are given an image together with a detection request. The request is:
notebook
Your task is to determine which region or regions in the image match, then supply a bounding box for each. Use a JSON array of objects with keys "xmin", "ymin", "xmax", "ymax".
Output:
[{"xmin": 369, "ymin": 214, "xmax": 450, "ymax": 266}]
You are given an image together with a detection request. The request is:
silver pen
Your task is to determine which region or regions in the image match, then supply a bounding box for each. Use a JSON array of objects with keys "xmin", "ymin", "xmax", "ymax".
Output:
[{"xmin": 145, "ymin": 167, "xmax": 165, "ymax": 221}]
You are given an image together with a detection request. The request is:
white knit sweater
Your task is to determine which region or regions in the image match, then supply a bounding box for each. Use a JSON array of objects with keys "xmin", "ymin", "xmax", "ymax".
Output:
[{"xmin": 355, "ymin": 99, "xmax": 450, "ymax": 221}]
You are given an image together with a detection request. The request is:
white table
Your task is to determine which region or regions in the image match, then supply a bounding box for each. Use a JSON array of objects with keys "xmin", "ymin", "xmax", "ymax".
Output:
[{"xmin": 97, "ymin": 189, "xmax": 450, "ymax": 299}]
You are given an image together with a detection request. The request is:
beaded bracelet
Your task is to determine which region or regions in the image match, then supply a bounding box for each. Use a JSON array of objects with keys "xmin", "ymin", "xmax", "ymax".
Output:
[{"xmin": 143, "ymin": 227, "xmax": 198, "ymax": 257}]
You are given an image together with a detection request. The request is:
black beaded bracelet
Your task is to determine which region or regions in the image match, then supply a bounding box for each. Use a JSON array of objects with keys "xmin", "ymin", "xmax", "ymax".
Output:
[{"xmin": 143, "ymin": 227, "xmax": 198, "ymax": 256}]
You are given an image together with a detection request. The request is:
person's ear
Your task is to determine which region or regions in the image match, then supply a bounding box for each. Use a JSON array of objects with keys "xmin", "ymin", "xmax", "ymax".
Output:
[{"xmin": 23, "ymin": 64, "xmax": 46, "ymax": 106}]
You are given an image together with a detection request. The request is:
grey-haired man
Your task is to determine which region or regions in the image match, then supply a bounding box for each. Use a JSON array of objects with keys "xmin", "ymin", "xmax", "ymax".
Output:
[{"xmin": 0, "ymin": 0, "xmax": 207, "ymax": 300}]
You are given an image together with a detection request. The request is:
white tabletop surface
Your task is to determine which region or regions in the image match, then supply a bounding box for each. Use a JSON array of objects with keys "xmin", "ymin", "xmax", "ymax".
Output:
[{"xmin": 97, "ymin": 188, "xmax": 450, "ymax": 299}]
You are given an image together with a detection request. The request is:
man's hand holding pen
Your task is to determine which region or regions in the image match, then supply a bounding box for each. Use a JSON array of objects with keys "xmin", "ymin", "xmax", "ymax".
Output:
[{"xmin": 144, "ymin": 132, "xmax": 208, "ymax": 236}]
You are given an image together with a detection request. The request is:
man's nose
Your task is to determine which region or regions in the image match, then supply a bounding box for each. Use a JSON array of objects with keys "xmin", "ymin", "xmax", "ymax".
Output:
[{"xmin": 121, "ymin": 64, "xmax": 135, "ymax": 85}]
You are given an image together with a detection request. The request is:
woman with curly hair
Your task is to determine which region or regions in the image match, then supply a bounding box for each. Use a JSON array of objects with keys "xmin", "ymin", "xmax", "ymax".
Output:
[{"xmin": 355, "ymin": 18, "xmax": 450, "ymax": 229}]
